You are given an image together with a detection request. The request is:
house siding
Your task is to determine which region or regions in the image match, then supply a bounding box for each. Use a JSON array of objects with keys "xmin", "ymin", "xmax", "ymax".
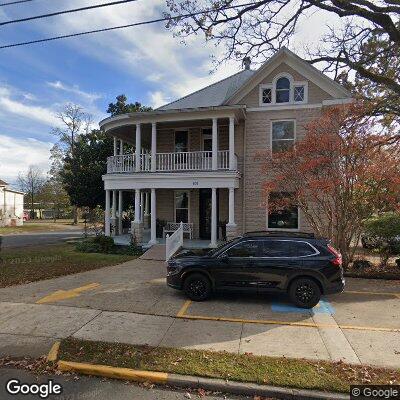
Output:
[{"xmin": 242, "ymin": 108, "xmax": 321, "ymax": 233}]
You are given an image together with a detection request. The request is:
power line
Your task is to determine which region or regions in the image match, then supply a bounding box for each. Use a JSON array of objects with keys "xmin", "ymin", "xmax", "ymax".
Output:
[
  {"xmin": 1, "ymin": 0, "xmax": 140, "ymax": 26},
  {"xmin": 0, "ymin": 2, "xmax": 259, "ymax": 49},
  {"xmin": 0, "ymin": 0, "xmax": 36, "ymax": 6}
]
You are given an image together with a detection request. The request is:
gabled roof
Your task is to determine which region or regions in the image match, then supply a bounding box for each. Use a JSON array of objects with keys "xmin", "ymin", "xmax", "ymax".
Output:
[
  {"xmin": 226, "ymin": 47, "xmax": 351, "ymax": 104},
  {"xmin": 0, "ymin": 179, "xmax": 8, "ymax": 186},
  {"xmin": 156, "ymin": 47, "xmax": 350, "ymax": 111},
  {"xmin": 157, "ymin": 69, "xmax": 256, "ymax": 111}
]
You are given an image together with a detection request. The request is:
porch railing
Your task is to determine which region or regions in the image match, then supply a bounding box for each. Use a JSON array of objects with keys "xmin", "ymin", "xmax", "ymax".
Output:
[
  {"xmin": 107, "ymin": 150, "xmax": 236, "ymax": 173},
  {"xmin": 165, "ymin": 221, "xmax": 184, "ymax": 260},
  {"xmin": 107, "ymin": 154, "xmax": 136, "ymax": 173}
]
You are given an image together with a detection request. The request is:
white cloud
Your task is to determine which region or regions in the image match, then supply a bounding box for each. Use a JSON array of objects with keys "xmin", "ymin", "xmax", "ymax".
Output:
[
  {"xmin": 47, "ymin": 80, "xmax": 102, "ymax": 103},
  {"xmin": 29, "ymin": 0, "xmax": 240, "ymax": 104},
  {"xmin": 149, "ymin": 90, "xmax": 169, "ymax": 108},
  {"xmin": 0, "ymin": 134, "xmax": 53, "ymax": 181},
  {"xmin": 0, "ymin": 87, "xmax": 59, "ymax": 127}
]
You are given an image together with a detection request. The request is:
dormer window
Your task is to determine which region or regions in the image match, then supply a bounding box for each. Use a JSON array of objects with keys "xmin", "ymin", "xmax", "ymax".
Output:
[
  {"xmin": 260, "ymin": 74, "xmax": 308, "ymax": 106},
  {"xmin": 276, "ymin": 77, "xmax": 290, "ymax": 103}
]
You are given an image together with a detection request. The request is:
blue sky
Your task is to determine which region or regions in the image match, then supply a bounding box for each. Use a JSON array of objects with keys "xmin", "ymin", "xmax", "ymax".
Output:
[{"xmin": 0, "ymin": 0, "xmax": 336, "ymax": 185}]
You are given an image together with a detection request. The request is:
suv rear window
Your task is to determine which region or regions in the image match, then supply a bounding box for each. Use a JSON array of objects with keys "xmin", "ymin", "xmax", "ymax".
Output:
[
  {"xmin": 291, "ymin": 241, "xmax": 317, "ymax": 257},
  {"xmin": 261, "ymin": 240, "xmax": 292, "ymax": 257},
  {"xmin": 261, "ymin": 240, "xmax": 317, "ymax": 257}
]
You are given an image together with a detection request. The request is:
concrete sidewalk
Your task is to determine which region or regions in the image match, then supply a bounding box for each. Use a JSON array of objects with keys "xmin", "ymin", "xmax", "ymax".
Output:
[
  {"xmin": 0, "ymin": 298, "xmax": 398, "ymax": 369},
  {"xmin": 0, "ymin": 258, "xmax": 398, "ymax": 369}
]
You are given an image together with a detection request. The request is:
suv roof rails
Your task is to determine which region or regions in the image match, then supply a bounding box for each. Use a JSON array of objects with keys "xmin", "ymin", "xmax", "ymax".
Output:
[{"xmin": 243, "ymin": 231, "xmax": 316, "ymax": 238}]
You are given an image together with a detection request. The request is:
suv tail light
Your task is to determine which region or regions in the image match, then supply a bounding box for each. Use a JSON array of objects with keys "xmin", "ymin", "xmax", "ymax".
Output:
[{"xmin": 327, "ymin": 244, "xmax": 342, "ymax": 267}]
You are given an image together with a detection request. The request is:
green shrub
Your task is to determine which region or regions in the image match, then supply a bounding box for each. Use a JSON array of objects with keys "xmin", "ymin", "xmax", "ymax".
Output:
[
  {"xmin": 364, "ymin": 213, "xmax": 400, "ymax": 266},
  {"xmin": 75, "ymin": 235, "xmax": 143, "ymax": 256},
  {"xmin": 92, "ymin": 235, "xmax": 115, "ymax": 252}
]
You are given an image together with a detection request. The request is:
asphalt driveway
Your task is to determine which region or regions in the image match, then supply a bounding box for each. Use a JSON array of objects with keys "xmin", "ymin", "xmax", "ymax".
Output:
[{"xmin": 0, "ymin": 258, "xmax": 399, "ymax": 368}]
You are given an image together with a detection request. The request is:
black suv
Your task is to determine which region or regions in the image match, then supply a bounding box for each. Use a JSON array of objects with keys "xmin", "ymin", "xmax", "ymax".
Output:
[{"xmin": 166, "ymin": 232, "xmax": 344, "ymax": 308}]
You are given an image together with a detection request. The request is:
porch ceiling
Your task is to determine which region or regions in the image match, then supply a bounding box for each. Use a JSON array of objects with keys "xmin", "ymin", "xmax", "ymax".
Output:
[{"xmin": 106, "ymin": 118, "xmax": 231, "ymax": 146}]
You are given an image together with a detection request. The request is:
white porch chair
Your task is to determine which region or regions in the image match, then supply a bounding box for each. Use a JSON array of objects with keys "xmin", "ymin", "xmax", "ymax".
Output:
[{"xmin": 163, "ymin": 222, "xmax": 193, "ymax": 239}]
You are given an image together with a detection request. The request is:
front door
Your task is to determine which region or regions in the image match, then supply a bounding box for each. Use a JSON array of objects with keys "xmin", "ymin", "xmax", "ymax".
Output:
[{"xmin": 199, "ymin": 189, "xmax": 219, "ymax": 240}]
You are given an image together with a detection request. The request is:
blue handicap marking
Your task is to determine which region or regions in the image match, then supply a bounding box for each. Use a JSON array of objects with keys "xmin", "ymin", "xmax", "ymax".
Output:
[{"xmin": 271, "ymin": 299, "xmax": 335, "ymax": 315}]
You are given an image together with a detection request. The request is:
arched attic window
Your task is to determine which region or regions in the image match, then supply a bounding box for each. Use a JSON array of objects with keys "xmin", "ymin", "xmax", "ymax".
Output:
[
  {"xmin": 260, "ymin": 73, "xmax": 307, "ymax": 106},
  {"xmin": 275, "ymin": 77, "xmax": 290, "ymax": 103}
]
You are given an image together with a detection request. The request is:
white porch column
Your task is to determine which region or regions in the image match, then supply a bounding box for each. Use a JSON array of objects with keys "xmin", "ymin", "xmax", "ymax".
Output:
[
  {"xmin": 113, "ymin": 137, "xmax": 117, "ymax": 156},
  {"xmin": 229, "ymin": 116, "xmax": 235, "ymax": 170},
  {"xmin": 134, "ymin": 189, "xmax": 141, "ymax": 223},
  {"xmin": 151, "ymin": 122, "xmax": 157, "ymax": 172},
  {"xmin": 209, "ymin": 188, "xmax": 217, "ymax": 248},
  {"xmin": 149, "ymin": 188, "xmax": 157, "ymax": 245},
  {"xmin": 112, "ymin": 191, "xmax": 117, "ymax": 218},
  {"xmin": 135, "ymin": 123, "xmax": 141, "ymax": 172},
  {"xmin": 105, "ymin": 189, "xmax": 111, "ymax": 236},
  {"xmin": 119, "ymin": 140, "xmax": 124, "ymax": 155},
  {"xmin": 144, "ymin": 192, "xmax": 150, "ymax": 215},
  {"xmin": 227, "ymin": 188, "xmax": 236, "ymax": 226},
  {"xmin": 140, "ymin": 191, "xmax": 145, "ymax": 222},
  {"xmin": 118, "ymin": 190, "xmax": 123, "ymax": 234},
  {"xmin": 212, "ymin": 118, "xmax": 218, "ymax": 170},
  {"xmin": 111, "ymin": 190, "xmax": 117, "ymax": 236}
]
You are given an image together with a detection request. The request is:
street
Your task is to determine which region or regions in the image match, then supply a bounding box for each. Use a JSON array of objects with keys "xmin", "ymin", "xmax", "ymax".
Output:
[
  {"xmin": 0, "ymin": 368, "xmax": 246, "ymax": 400},
  {"xmin": 1, "ymin": 230, "xmax": 84, "ymax": 248}
]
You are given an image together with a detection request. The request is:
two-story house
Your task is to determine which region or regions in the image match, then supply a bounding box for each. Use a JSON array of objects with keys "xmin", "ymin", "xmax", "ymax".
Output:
[{"xmin": 100, "ymin": 47, "xmax": 351, "ymax": 248}]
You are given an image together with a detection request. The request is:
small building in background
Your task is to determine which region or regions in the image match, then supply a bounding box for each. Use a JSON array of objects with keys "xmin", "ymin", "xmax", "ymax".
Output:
[{"xmin": 0, "ymin": 179, "xmax": 25, "ymax": 227}]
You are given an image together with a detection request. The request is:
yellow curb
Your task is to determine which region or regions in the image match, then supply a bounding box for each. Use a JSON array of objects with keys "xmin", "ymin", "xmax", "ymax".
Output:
[
  {"xmin": 47, "ymin": 341, "xmax": 61, "ymax": 362},
  {"xmin": 58, "ymin": 360, "xmax": 169, "ymax": 384}
]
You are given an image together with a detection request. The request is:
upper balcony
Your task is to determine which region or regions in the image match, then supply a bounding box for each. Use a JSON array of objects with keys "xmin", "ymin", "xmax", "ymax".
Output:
[
  {"xmin": 100, "ymin": 106, "xmax": 244, "ymax": 178},
  {"xmin": 107, "ymin": 150, "xmax": 237, "ymax": 174}
]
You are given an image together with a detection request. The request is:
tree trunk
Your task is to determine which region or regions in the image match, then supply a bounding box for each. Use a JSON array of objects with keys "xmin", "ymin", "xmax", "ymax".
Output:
[{"xmin": 72, "ymin": 205, "xmax": 78, "ymax": 225}]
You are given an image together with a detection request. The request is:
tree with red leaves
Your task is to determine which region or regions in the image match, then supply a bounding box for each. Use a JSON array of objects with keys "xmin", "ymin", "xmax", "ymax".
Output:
[{"xmin": 261, "ymin": 103, "xmax": 400, "ymax": 266}]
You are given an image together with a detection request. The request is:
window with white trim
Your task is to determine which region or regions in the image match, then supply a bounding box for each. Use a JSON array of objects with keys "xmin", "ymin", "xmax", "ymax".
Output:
[
  {"xmin": 261, "ymin": 86, "xmax": 272, "ymax": 104},
  {"xmin": 276, "ymin": 77, "xmax": 290, "ymax": 103},
  {"xmin": 267, "ymin": 192, "xmax": 299, "ymax": 230},
  {"xmin": 175, "ymin": 190, "xmax": 189, "ymax": 223},
  {"xmin": 271, "ymin": 120, "xmax": 295, "ymax": 153},
  {"xmin": 259, "ymin": 74, "xmax": 308, "ymax": 106},
  {"xmin": 294, "ymin": 85, "xmax": 305, "ymax": 102}
]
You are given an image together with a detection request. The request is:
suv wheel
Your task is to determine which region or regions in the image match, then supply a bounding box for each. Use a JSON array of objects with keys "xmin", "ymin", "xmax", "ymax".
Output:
[
  {"xmin": 183, "ymin": 273, "xmax": 211, "ymax": 301},
  {"xmin": 289, "ymin": 278, "xmax": 321, "ymax": 309}
]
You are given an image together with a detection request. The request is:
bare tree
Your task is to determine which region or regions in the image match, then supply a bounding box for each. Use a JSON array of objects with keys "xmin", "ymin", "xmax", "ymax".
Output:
[
  {"xmin": 17, "ymin": 166, "xmax": 45, "ymax": 219},
  {"xmin": 51, "ymin": 104, "xmax": 93, "ymax": 224},
  {"xmin": 165, "ymin": 0, "xmax": 399, "ymax": 122}
]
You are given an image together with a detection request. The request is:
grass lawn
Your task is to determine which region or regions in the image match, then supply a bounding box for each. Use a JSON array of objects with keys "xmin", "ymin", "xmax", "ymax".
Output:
[
  {"xmin": 0, "ymin": 243, "xmax": 136, "ymax": 287},
  {"xmin": 59, "ymin": 338, "xmax": 400, "ymax": 394}
]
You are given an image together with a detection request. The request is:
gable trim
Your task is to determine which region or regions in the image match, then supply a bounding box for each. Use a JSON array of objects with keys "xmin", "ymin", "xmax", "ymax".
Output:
[{"xmin": 226, "ymin": 47, "xmax": 350, "ymax": 105}]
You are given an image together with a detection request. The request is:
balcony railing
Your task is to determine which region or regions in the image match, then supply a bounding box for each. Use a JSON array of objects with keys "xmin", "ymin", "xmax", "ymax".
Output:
[{"xmin": 107, "ymin": 150, "xmax": 237, "ymax": 173}]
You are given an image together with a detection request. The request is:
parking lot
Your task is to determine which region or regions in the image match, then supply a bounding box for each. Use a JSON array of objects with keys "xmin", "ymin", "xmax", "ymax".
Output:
[{"xmin": 0, "ymin": 257, "xmax": 399, "ymax": 368}]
